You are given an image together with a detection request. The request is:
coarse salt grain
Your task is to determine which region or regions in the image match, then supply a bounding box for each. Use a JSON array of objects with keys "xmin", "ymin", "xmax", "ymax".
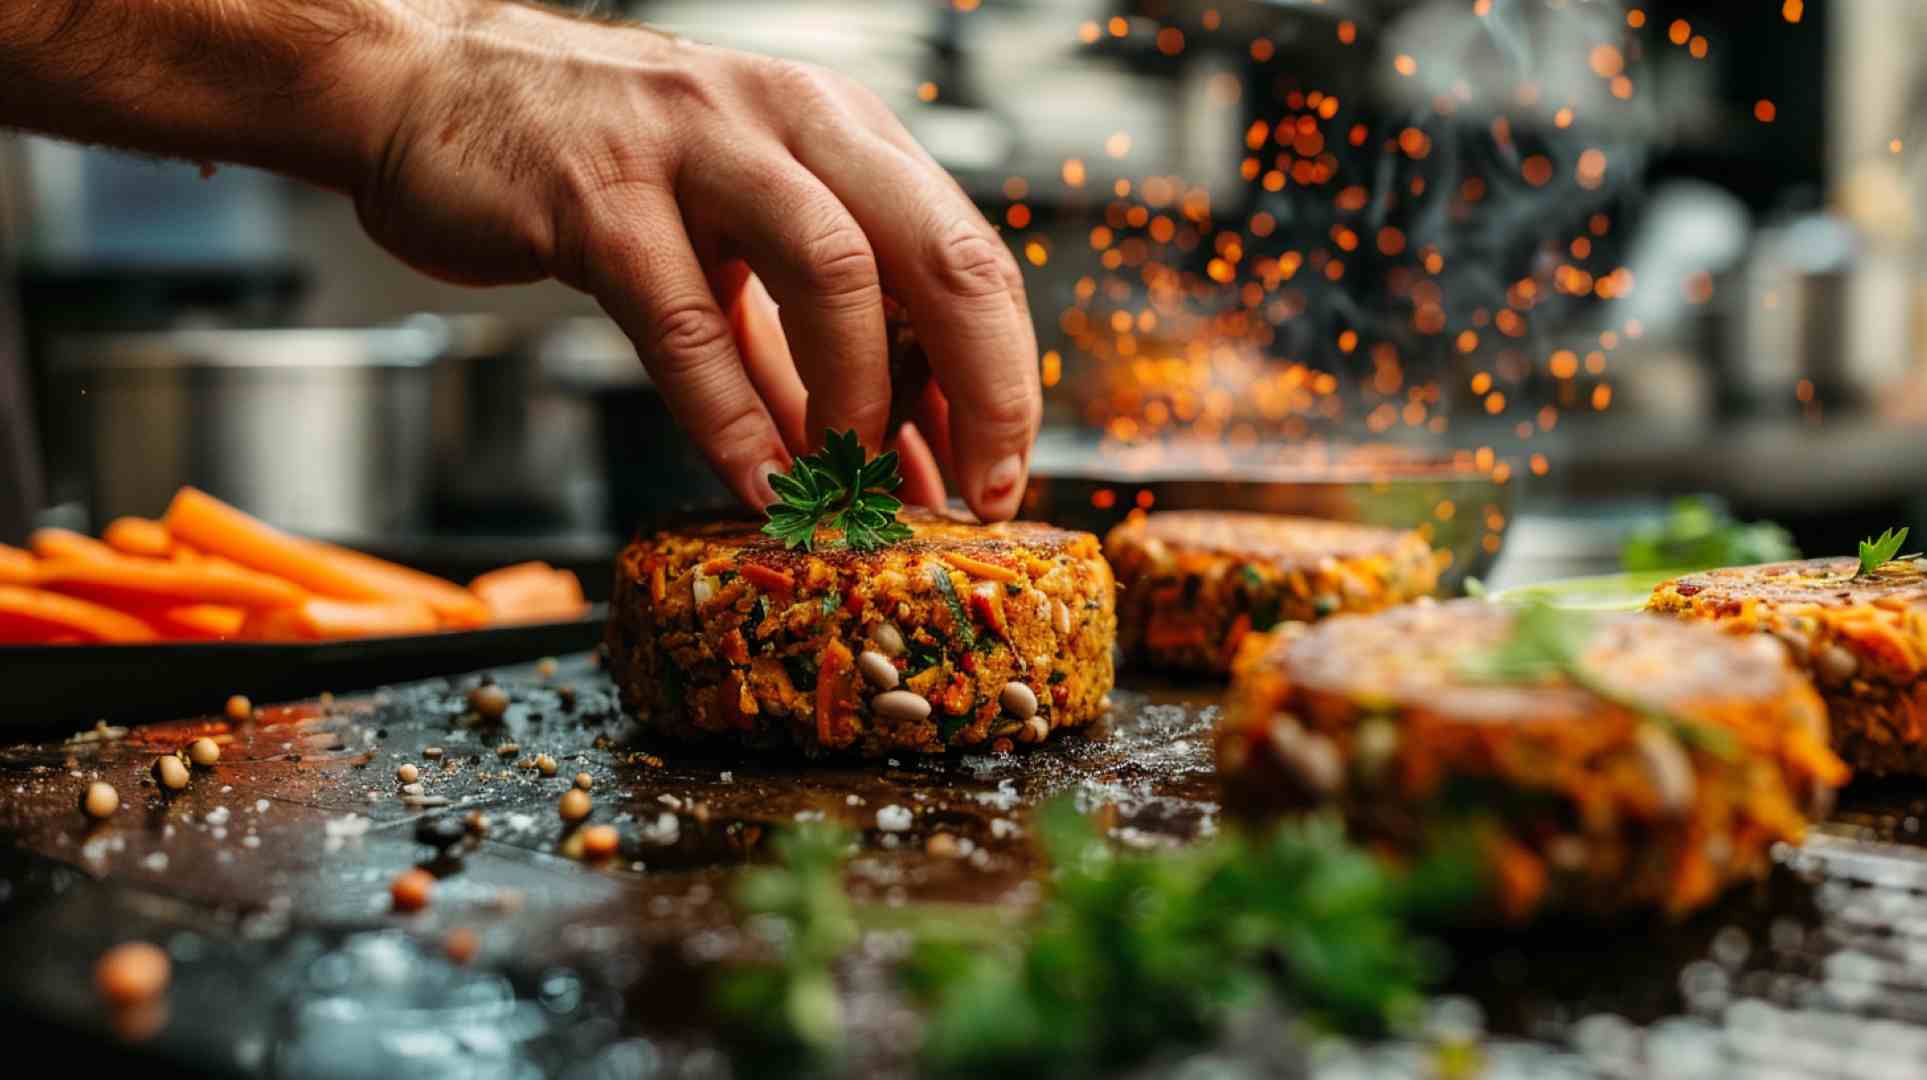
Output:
[{"xmin": 876, "ymin": 805, "xmax": 913, "ymax": 832}]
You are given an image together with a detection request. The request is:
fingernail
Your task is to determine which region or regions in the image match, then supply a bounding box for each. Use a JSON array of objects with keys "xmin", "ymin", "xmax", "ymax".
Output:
[
  {"xmin": 747, "ymin": 274, "xmax": 780, "ymax": 319},
  {"xmin": 981, "ymin": 454, "xmax": 1024, "ymax": 501},
  {"xmin": 752, "ymin": 459, "xmax": 786, "ymax": 508}
]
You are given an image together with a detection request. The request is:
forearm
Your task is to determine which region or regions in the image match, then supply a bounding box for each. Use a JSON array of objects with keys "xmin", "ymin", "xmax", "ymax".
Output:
[{"xmin": 0, "ymin": 0, "xmax": 449, "ymax": 191}]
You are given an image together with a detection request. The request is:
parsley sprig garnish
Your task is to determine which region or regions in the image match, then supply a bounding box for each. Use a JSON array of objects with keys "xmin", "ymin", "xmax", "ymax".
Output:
[
  {"xmin": 762, "ymin": 429, "xmax": 914, "ymax": 553},
  {"xmin": 1858, "ymin": 526, "xmax": 1911, "ymax": 577},
  {"xmin": 718, "ymin": 800, "xmax": 1481, "ymax": 1075},
  {"xmin": 1463, "ymin": 602, "xmax": 1735, "ymax": 758}
]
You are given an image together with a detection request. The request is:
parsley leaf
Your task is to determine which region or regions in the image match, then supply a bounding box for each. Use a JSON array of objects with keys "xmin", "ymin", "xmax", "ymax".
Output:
[
  {"xmin": 762, "ymin": 430, "xmax": 914, "ymax": 553},
  {"xmin": 1859, "ymin": 526, "xmax": 1910, "ymax": 577}
]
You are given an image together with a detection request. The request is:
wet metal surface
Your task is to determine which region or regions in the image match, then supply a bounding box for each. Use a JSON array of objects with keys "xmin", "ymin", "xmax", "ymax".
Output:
[{"xmin": 3, "ymin": 657, "xmax": 1927, "ymax": 1076}]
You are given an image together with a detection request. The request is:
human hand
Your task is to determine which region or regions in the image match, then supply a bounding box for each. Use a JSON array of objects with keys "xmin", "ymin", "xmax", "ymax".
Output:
[{"xmin": 351, "ymin": 1, "xmax": 1040, "ymax": 519}]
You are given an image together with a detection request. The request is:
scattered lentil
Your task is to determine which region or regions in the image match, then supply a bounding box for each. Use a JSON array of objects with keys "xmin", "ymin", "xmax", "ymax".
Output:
[
  {"xmin": 95, "ymin": 942, "xmax": 170, "ymax": 1007},
  {"xmin": 559, "ymin": 787, "xmax": 592, "ymax": 822},
  {"xmin": 390, "ymin": 868, "xmax": 435, "ymax": 911},
  {"xmin": 81, "ymin": 780, "xmax": 120, "ymax": 820}
]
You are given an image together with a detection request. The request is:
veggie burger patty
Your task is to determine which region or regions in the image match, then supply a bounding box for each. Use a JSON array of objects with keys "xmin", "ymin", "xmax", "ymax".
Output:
[
  {"xmin": 1218, "ymin": 601, "xmax": 1848, "ymax": 920},
  {"xmin": 1649, "ymin": 557, "xmax": 1927, "ymax": 776},
  {"xmin": 1104, "ymin": 511, "xmax": 1439, "ymax": 674},
  {"xmin": 608, "ymin": 509, "xmax": 1117, "ymax": 757}
]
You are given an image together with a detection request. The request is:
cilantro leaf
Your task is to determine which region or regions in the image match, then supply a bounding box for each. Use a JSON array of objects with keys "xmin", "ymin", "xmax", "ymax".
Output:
[
  {"xmin": 761, "ymin": 429, "xmax": 914, "ymax": 553},
  {"xmin": 1859, "ymin": 526, "xmax": 1910, "ymax": 576}
]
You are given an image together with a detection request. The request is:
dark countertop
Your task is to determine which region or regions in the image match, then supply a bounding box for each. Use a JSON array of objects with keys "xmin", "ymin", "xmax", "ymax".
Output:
[{"xmin": 5, "ymin": 657, "xmax": 1927, "ymax": 1077}]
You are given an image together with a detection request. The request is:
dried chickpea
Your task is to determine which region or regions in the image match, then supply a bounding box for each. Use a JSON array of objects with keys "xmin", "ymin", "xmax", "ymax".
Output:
[
  {"xmin": 580, "ymin": 824, "xmax": 619, "ymax": 859},
  {"xmin": 95, "ymin": 942, "xmax": 170, "ymax": 1007},
  {"xmin": 153, "ymin": 755, "xmax": 190, "ymax": 792},
  {"xmin": 225, "ymin": 695, "xmax": 253, "ymax": 722},
  {"xmin": 558, "ymin": 787, "xmax": 591, "ymax": 823},
  {"xmin": 397, "ymin": 763, "xmax": 420, "ymax": 784},
  {"xmin": 390, "ymin": 867, "xmax": 435, "ymax": 912},
  {"xmin": 574, "ymin": 772, "xmax": 593, "ymax": 790},
  {"xmin": 187, "ymin": 737, "xmax": 220, "ymax": 767},
  {"xmin": 81, "ymin": 781, "xmax": 119, "ymax": 820},
  {"xmin": 469, "ymin": 684, "xmax": 510, "ymax": 721}
]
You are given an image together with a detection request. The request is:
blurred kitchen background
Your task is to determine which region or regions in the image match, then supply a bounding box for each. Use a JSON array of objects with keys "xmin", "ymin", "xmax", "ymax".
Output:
[{"xmin": 1, "ymin": 0, "xmax": 1920, "ymax": 594}]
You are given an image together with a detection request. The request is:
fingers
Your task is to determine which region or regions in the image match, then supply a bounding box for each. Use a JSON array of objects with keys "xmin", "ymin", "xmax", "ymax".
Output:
[
  {"xmin": 890, "ymin": 422, "xmax": 947, "ymax": 509},
  {"xmin": 790, "ymin": 128, "xmax": 1041, "ymax": 521},
  {"xmin": 583, "ymin": 190, "xmax": 790, "ymax": 510},
  {"xmin": 728, "ymin": 272, "xmax": 809, "ymax": 456},
  {"xmin": 686, "ymin": 156, "xmax": 890, "ymax": 455}
]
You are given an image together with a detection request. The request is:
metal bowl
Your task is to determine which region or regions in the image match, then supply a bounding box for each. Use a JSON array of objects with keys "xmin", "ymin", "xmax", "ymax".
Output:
[{"xmin": 49, "ymin": 325, "xmax": 447, "ymax": 537}]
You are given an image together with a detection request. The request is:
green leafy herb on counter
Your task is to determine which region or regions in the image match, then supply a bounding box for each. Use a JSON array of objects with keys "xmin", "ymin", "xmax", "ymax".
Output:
[
  {"xmin": 1620, "ymin": 497, "xmax": 1798, "ymax": 573},
  {"xmin": 1858, "ymin": 526, "xmax": 1911, "ymax": 577},
  {"xmin": 1461, "ymin": 602, "xmax": 1736, "ymax": 759},
  {"xmin": 714, "ymin": 823, "xmax": 859, "ymax": 1061},
  {"xmin": 719, "ymin": 799, "xmax": 1484, "ymax": 1077},
  {"xmin": 763, "ymin": 429, "xmax": 914, "ymax": 553}
]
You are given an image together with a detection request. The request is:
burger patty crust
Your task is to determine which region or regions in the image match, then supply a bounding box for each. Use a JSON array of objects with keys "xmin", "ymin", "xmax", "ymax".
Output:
[
  {"xmin": 1104, "ymin": 511, "xmax": 1439, "ymax": 674},
  {"xmin": 608, "ymin": 509, "xmax": 1117, "ymax": 757},
  {"xmin": 1219, "ymin": 601, "xmax": 1848, "ymax": 921},
  {"xmin": 1649, "ymin": 556, "xmax": 1927, "ymax": 776}
]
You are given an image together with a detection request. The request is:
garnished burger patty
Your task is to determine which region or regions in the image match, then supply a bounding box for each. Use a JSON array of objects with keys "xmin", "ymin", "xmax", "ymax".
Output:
[
  {"xmin": 1218, "ymin": 601, "xmax": 1848, "ymax": 921},
  {"xmin": 1104, "ymin": 511, "xmax": 1439, "ymax": 674},
  {"xmin": 1649, "ymin": 557, "xmax": 1927, "ymax": 776},
  {"xmin": 607, "ymin": 509, "xmax": 1116, "ymax": 757}
]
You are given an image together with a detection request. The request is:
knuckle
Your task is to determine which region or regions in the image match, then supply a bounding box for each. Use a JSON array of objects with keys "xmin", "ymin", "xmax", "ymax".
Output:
[
  {"xmin": 706, "ymin": 403, "xmax": 778, "ymax": 467},
  {"xmin": 971, "ymin": 386, "xmax": 1042, "ymax": 438},
  {"xmin": 759, "ymin": 57, "xmax": 841, "ymax": 109},
  {"xmin": 650, "ymin": 302, "xmax": 735, "ymax": 371},
  {"xmin": 929, "ymin": 229, "xmax": 1021, "ymax": 302},
  {"xmin": 796, "ymin": 220, "xmax": 879, "ymax": 306}
]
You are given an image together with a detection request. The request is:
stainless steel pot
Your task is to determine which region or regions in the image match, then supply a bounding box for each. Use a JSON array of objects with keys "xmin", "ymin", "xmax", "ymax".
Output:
[{"xmin": 48, "ymin": 325, "xmax": 446, "ymax": 538}]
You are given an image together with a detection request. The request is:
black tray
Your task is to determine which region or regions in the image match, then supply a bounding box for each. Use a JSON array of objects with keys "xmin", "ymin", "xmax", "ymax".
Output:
[{"xmin": 0, "ymin": 606, "xmax": 606, "ymax": 731}]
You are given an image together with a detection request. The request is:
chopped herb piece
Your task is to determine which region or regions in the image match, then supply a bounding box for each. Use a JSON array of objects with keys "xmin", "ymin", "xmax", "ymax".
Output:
[
  {"xmin": 1621, "ymin": 496, "xmax": 1799, "ymax": 573},
  {"xmin": 1004, "ymin": 582, "xmax": 1024, "ymax": 597},
  {"xmin": 820, "ymin": 592, "xmax": 842, "ymax": 618},
  {"xmin": 1047, "ymin": 670, "xmax": 1067, "ymax": 684},
  {"xmin": 938, "ymin": 713, "xmax": 972, "ymax": 744},
  {"xmin": 904, "ymin": 638, "xmax": 944, "ymax": 676},
  {"xmin": 1859, "ymin": 526, "xmax": 1910, "ymax": 577},
  {"xmin": 930, "ymin": 568, "xmax": 975, "ymax": 650},
  {"xmin": 1238, "ymin": 565, "xmax": 1265, "ymax": 590},
  {"xmin": 781, "ymin": 654, "xmax": 820, "ymax": 691},
  {"xmin": 762, "ymin": 429, "xmax": 914, "ymax": 553}
]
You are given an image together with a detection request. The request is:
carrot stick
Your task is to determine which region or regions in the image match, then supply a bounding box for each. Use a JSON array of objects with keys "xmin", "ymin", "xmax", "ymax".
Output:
[
  {"xmin": 240, "ymin": 596, "xmax": 437, "ymax": 641},
  {"xmin": 164, "ymin": 487, "xmax": 484, "ymax": 626},
  {"xmin": 39, "ymin": 554, "xmax": 306, "ymax": 610},
  {"xmin": 0, "ymin": 544, "xmax": 40, "ymax": 586},
  {"xmin": 313, "ymin": 542, "xmax": 491, "ymax": 628},
  {"xmin": 129, "ymin": 603, "xmax": 248, "ymax": 641},
  {"xmin": 29, "ymin": 527, "xmax": 119, "ymax": 563},
  {"xmin": 0, "ymin": 585, "xmax": 158, "ymax": 643},
  {"xmin": 103, "ymin": 517, "xmax": 175, "ymax": 559},
  {"xmin": 470, "ymin": 562, "xmax": 589, "ymax": 624}
]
